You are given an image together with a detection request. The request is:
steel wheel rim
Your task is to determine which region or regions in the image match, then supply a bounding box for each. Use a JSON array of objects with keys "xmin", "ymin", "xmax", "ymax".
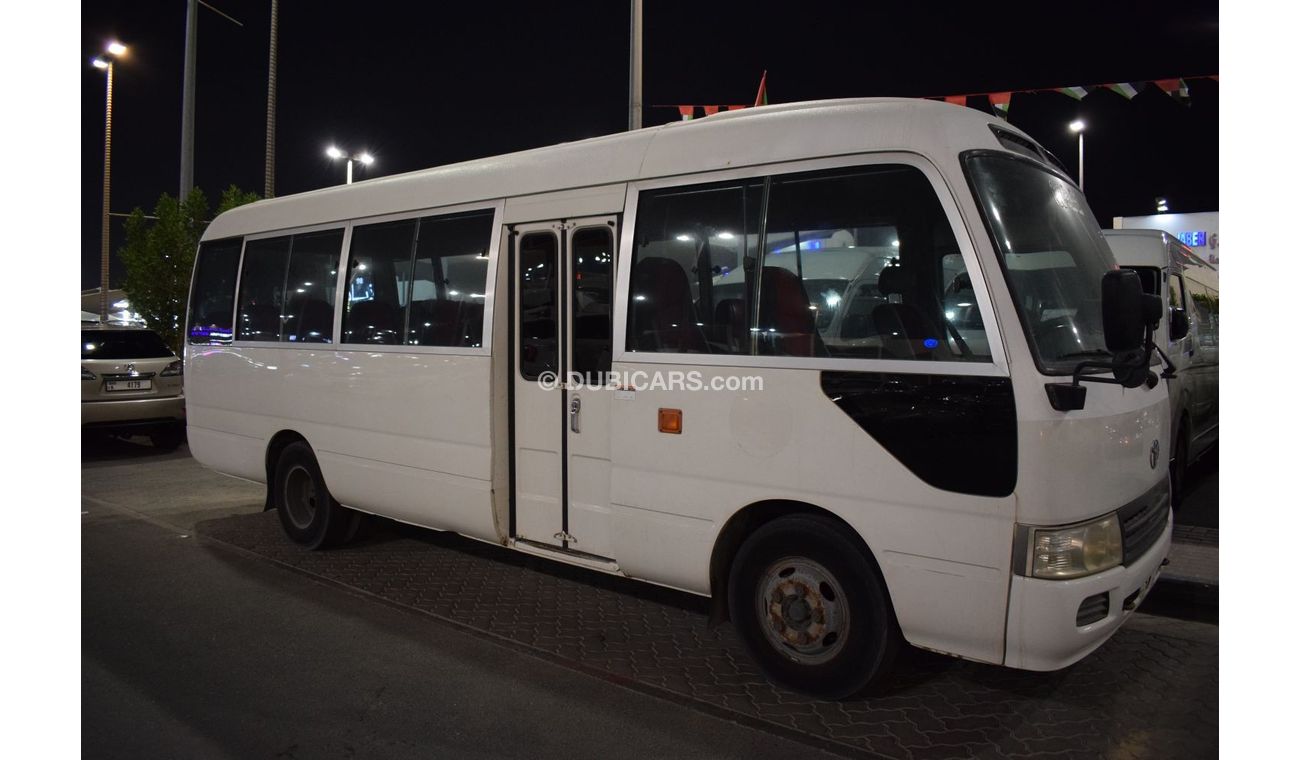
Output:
[
  {"xmin": 755, "ymin": 556, "xmax": 850, "ymax": 665},
  {"xmin": 283, "ymin": 464, "xmax": 318, "ymax": 530}
]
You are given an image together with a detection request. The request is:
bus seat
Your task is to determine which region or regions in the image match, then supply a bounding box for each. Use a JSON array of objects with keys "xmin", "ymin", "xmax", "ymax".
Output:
[
  {"xmin": 631, "ymin": 257, "xmax": 708, "ymax": 353},
  {"xmin": 872, "ymin": 266, "xmax": 944, "ymax": 359},
  {"xmin": 240, "ymin": 303, "xmax": 282, "ymax": 341},
  {"xmin": 713, "ymin": 298, "xmax": 749, "ymax": 353},
  {"xmin": 757, "ymin": 266, "xmax": 824, "ymax": 357},
  {"xmin": 346, "ymin": 299, "xmax": 401, "ymax": 344},
  {"xmin": 291, "ymin": 298, "xmax": 333, "ymax": 342}
]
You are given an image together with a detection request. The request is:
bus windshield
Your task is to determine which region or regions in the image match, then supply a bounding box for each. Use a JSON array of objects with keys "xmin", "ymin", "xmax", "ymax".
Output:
[{"xmin": 964, "ymin": 152, "xmax": 1117, "ymax": 374}]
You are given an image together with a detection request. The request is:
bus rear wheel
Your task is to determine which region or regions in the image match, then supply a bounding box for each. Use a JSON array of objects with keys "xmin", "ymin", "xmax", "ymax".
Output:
[
  {"xmin": 273, "ymin": 441, "xmax": 361, "ymax": 549},
  {"xmin": 728, "ymin": 514, "xmax": 899, "ymax": 699}
]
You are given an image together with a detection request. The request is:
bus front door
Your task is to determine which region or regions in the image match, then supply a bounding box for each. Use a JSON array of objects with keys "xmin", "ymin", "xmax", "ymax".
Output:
[{"xmin": 512, "ymin": 217, "xmax": 617, "ymax": 559}]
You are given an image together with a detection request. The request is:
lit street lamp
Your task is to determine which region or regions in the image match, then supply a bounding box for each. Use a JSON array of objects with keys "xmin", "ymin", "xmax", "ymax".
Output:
[
  {"xmin": 1069, "ymin": 119, "xmax": 1086, "ymax": 192},
  {"xmin": 93, "ymin": 40, "xmax": 128, "ymax": 321},
  {"xmin": 326, "ymin": 146, "xmax": 374, "ymax": 185}
]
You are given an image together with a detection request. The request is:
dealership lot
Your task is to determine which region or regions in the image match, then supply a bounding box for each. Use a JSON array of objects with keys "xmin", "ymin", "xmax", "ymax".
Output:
[{"xmin": 82, "ymin": 438, "xmax": 1217, "ymax": 759}]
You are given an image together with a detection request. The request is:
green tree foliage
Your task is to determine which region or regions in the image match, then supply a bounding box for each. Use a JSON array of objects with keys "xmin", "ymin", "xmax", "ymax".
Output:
[{"xmin": 119, "ymin": 185, "xmax": 259, "ymax": 353}]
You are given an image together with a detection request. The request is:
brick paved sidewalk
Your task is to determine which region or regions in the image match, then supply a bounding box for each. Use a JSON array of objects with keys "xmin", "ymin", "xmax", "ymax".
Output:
[
  {"xmin": 198, "ymin": 511, "xmax": 1218, "ymax": 760},
  {"xmin": 1165, "ymin": 525, "xmax": 1218, "ymax": 586}
]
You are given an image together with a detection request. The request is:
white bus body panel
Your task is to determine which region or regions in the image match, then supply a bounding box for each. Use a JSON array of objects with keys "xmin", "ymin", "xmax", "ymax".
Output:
[
  {"xmin": 607, "ymin": 363, "xmax": 1014, "ymax": 664},
  {"xmin": 187, "ymin": 346, "xmax": 498, "ymax": 542}
]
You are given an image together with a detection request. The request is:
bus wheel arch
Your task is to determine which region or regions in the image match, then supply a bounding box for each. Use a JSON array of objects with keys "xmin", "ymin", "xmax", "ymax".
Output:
[
  {"xmin": 264, "ymin": 430, "xmax": 310, "ymax": 510},
  {"xmin": 268, "ymin": 436, "xmax": 362, "ymax": 549},
  {"xmin": 714, "ymin": 501, "xmax": 901, "ymax": 698},
  {"xmin": 708, "ymin": 500, "xmax": 895, "ymax": 624}
]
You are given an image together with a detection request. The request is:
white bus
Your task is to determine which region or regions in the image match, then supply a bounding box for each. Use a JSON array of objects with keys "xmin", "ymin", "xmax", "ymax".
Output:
[{"xmin": 186, "ymin": 98, "xmax": 1172, "ymax": 698}]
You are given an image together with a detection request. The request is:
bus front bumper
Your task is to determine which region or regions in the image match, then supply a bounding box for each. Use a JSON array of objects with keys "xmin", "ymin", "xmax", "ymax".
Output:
[{"xmin": 1003, "ymin": 513, "xmax": 1172, "ymax": 671}]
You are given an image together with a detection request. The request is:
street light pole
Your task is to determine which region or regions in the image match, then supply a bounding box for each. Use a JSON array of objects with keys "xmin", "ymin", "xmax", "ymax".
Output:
[
  {"xmin": 628, "ymin": 0, "xmax": 642, "ymax": 130},
  {"xmin": 1069, "ymin": 119, "xmax": 1086, "ymax": 192},
  {"xmin": 93, "ymin": 42, "xmax": 127, "ymax": 321}
]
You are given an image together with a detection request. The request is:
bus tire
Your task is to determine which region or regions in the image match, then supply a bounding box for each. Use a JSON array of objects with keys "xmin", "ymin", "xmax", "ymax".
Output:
[
  {"xmin": 728, "ymin": 514, "xmax": 898, "ymax": 699},
  {"xmin": 273, "ymin": 441, "xmax": 358, "ymax": 550}
]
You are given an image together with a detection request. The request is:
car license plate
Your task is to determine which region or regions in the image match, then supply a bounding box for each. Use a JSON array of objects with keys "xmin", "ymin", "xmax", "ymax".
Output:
[{"xmin": 105, "ymin": 379, "xmax": 152, "ymax": 392}]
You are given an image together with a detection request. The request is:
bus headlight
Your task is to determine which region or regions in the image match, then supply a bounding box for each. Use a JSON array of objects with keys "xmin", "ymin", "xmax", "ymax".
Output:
[{"xmin": 1029, "ymin": 515, "xmax": 1122, "ymax": 579}]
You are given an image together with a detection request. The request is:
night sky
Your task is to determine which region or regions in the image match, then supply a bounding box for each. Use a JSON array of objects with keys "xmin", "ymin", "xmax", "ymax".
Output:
[{"xmin": 81, "ymin": 0, "xmax": 1218, "ymax": 290}]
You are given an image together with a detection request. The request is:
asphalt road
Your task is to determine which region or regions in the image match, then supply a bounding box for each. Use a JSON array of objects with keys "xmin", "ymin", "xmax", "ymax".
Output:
[{"xmin": 82, "ymin": 438, "xmax": 841, "ymax": 760}]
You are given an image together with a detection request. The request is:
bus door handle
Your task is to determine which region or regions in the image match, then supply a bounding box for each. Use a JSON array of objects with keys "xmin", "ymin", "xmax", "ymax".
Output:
[{"xmin": 569, "ymin": 395, "xmax": 581, "ymax": 433}]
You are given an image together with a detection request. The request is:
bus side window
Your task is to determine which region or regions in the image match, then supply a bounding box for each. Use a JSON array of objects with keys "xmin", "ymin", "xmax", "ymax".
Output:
[
  {"xmin": 408, "ymin": 210, "xmax": 494, "ymax": 347},
  {"xmin": 342, "ymin": 220, "xmax": 418, "ymax": 345},
  {"xmin": 628, "ymin": 180, "xmax": 762, "ymax": 355},
  {"xmin": 282, "ymin": 229, "xmax": 343, "ymax": 343},
  {"xmin": 188, "ymin": 237, "xmax": 243, "ymax": 345},
  {"xmin": 1185, "ymin": 279, "xmax": 1218, "ymax": 348},
  {"xmin": 236, "ymin": 236, "xmax": 292, "ymax": 342},
  {"xmin": 759, "ymin": 165, "xmax": 990, "ymax": 362}
]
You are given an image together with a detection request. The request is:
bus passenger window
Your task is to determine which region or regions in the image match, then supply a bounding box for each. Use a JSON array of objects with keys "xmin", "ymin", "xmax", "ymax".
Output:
[
  {"xmin": 188, "ymin": 237, "xmax": 243, "ymax": 345},
  {"xmin": 628, "ymin": 180, "xmax": 763, "ymax": 355},
  {"xmin": 407, "ymin": 210, "xmax": 493, "ymax": 347},
  {"xmin": 282, "ymin": 229, "xmax": 343, "ymax": 343},
  {"xmin": 236, "ymin": 236, "xmax": 291, "ymax": 342},
  {"xmin": 342, "ymin": 220, "xmax": 418, "ymax": 345},
  {"xmin": 760, "ymin": 165, "xmax": 990, "ymax": 361}
]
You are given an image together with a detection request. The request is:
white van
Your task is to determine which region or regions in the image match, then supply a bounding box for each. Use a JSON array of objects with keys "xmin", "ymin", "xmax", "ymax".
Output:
[
  {"xmin": 1104, "ymin": 229, "xmax": 1219, "ymax": 502},
  {"xmin": 185, "ymin": 98, "xmax": 1172, "ymax": 698}
]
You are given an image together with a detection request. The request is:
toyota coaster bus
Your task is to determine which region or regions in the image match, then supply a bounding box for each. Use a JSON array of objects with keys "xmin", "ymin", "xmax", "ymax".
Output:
[{"xmin": 185, "ymin": 98, "xmax": 1172, "ymax": 698}]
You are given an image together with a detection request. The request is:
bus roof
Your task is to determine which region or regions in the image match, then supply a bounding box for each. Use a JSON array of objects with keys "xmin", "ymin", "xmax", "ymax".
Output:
[
  {"xmin": 1103, "ymin": 228, "xmax": 1218, "ymax": 274},
  {"xmin": 204, "ymin": 98, "xmax": 1037, "ymax": 241}
]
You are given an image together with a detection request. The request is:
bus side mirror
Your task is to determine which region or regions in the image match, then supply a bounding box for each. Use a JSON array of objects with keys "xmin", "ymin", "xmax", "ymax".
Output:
[
  {"xmin": 1169, "ymin": 308, "xmax": 1190, "ymax": 341},
  {"xmin": 1101, "ymin": 270, "xmax": 1146, "ymax": 352}
]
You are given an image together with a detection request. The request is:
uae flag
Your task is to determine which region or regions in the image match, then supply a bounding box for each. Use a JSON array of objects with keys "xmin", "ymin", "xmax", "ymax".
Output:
[
  {"xmin": 754, "ymin": 70, "xmax": 769, "ymax": 107},
  {"xmin": 989, "ymin": 92, "xmax": 1012, "ymax": 117},
  {"xmin": 1057, "ymin": 85, "xmax": 1090, "ymax": 100},
  {"xmin": 1154, "ymin": 78, "xmax": 1190, "ymax": 101},
  {"xmin": 1107, "ymin": 82, "xmax": 1140, "ymax": 99}
]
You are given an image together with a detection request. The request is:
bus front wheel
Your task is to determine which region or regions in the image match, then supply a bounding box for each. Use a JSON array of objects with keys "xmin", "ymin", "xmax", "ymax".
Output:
[
  {"xmin": 728, "ymin": 514, "xmax": 899, "ymax": 699},
  {"xmin": 273, "ymin": 441, "xmax": 361, "ymax": 550}
]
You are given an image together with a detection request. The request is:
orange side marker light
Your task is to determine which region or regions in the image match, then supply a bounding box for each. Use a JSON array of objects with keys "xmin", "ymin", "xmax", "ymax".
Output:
[{"xmin": 658, "ymin": 408, "xmax": 683, "ymax": 434}]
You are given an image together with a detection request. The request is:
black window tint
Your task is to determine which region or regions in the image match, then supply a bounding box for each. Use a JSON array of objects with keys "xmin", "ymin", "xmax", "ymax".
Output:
[
  {"xmin": 83, "ymin": 330, "xmax": 175, "ymax": 359},
  {"xmin": 188, "ymin": 237, "xmax": 242, "ymax": 345},
  {"xmin": 518, "ymin": 232, "xmax": 558, "ymax": 380},
  {"xmin": 236, "ymin": 236, "xmax": 291, "ymax": 342},
  {"xmin": 628, "ymin": 180, "xmax": 762, "ymax": 354},
  {"xmin": 407, "ymin": 210, "xmax": 493, "ymax": 347},
  {"xmin": 760, "ymin": 165, "xmax": 989, "ymax": 361},
  {"xmin": 342, "ymin": 220, "xmax": 417, "ymax": 345},
  {"xmin": 572, "ymin": 226, "xmax": 614, "ymax": 381},
  {"xmin": 283, "ymin": 230, "xmax": 343, "ymax": 343}
]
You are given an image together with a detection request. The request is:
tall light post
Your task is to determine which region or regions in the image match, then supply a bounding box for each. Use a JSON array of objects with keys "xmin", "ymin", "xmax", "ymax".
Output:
[
  {"xmin": 1069, "ymin": 119, "xmax": 1086, "ymax": 192},
  {"xmin": 93, "ymin": 41, "xmax": 128, "ymax": 322},
  {"xmin": 326, "ymin": 146, "xmax": 374, "ymax": 185}
]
